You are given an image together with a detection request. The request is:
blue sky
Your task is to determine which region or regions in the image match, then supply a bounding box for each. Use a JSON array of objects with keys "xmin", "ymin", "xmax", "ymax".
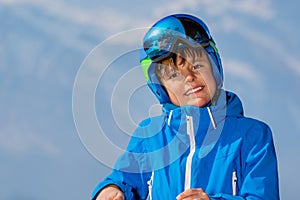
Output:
[{"xmin": 1, "ymin": 0, "xmax": 299, "ymax": 199}]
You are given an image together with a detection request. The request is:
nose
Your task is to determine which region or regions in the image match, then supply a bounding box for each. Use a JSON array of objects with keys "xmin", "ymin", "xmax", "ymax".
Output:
[{"xmin": 182, "ymin": 68, "xmax": 196, "ymax": 83}]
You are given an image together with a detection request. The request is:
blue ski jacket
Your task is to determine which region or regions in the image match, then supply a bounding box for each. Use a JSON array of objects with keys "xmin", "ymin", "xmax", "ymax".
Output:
[{"xmin": 91, "ymin": 90, "xmax": 279, "ymax": 199}]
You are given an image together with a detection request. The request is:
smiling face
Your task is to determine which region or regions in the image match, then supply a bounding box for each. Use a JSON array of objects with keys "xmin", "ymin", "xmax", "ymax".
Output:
[{"xmin": 155, "ymin": 47, "xmax": 217, "ymax": 107}]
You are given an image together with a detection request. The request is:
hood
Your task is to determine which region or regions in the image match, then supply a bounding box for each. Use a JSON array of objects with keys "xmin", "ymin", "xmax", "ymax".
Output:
[
  {"xmin": 225, "ymin": 90, "xmax": 244, "ymax": 117},
  {"xmin": 160, "ymin": 90, "xmax": 244, "ymax": 136}
]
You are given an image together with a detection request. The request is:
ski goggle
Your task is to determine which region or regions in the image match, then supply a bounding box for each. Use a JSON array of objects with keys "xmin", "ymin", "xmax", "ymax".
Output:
[{"xmin": 143, "ymin": 15, "xmax": 213, "ymax": 62}]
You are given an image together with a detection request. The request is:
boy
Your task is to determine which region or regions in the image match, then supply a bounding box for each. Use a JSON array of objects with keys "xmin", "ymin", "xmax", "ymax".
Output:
[{"xmin": 92, "ymin": 14, "xmax": 279, "ymax": 200}]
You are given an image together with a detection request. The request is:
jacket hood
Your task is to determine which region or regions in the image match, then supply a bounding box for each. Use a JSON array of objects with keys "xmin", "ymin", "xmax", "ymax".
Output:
[
  {"xmin": 161, "ymin": 90, "xmax": 244, "ymax": 134},
  {"xmin": 225, "ymin": 90, "xmax": 244, "ymax": 117}
]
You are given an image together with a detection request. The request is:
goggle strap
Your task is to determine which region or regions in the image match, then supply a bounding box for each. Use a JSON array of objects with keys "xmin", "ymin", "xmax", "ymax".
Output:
[{"xmin": 141, "ymin": 57, "xmax": 152, "ymax": 82}]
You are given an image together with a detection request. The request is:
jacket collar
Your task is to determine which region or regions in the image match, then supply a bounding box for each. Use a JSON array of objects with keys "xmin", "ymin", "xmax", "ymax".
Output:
[{"xmin": 161, "ymin": 90, "xmax": 244, "ymax": 131}]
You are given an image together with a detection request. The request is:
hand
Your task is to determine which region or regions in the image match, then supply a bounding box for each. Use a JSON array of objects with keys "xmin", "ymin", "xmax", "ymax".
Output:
[
  {"xmin": 96, "ymin": 185, "xmax": 124, "ymax": 200},
  {"xmin": 176, "ymin": 188, "xmax": 210, "ymax": 200}
]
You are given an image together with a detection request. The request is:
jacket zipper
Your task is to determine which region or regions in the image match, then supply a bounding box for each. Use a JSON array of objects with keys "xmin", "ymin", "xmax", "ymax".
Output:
[
  {"xmin": 184, "ymin": 115, "xmax": 196, "ymax": 190},
  {"xmin": 147, "ymin": 171, "xmax": 154, "ymax": 200},
  {"xmin": 232, "ymin": 171, "xmax": 237, "ymax": 196}
]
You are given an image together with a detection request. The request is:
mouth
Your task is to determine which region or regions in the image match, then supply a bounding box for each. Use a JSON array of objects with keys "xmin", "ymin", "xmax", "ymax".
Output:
[{"xmin": 184, "ymin": 86, "xmax": 204, "ymax": 96}]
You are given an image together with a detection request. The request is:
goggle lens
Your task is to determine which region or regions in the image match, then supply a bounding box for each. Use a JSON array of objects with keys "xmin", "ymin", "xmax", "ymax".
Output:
[{"xmin": 143, "ymin": 16, "xmax": 212, "ymax": 62}]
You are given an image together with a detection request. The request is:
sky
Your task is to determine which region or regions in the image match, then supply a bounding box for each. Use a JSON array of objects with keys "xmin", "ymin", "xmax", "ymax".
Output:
[{"xmin": 1, "ymin": 0, "xmax": 299, "ymax": 199}]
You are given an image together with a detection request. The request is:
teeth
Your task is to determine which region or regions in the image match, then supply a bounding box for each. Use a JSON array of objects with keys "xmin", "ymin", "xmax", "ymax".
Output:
[{"xmin": 186, "ymin": 87, "xmax": 203, "ymax": 95}]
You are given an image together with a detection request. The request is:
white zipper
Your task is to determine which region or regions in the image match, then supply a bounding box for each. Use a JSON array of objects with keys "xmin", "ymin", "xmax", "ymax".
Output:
[
  {"xmin": 147, "ymin": 171, "xmax": 154, "ymax": 200},
  {"xmin": 184, "ymin": 115, "xmax": 196, "ymax": 190},
  {"xmin": 232, "ymin": 171, "xmax": 237, "ymax": 196}
]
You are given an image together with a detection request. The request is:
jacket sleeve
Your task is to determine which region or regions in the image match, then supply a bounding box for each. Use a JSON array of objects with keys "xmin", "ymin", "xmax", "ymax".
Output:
[
  {"xmin": 210, "ymin": 121, "xmax": 280, "ymax": 200},
  {"xmin": 91, "ymin": 126, "xmax": 152, "ymax": 200}
]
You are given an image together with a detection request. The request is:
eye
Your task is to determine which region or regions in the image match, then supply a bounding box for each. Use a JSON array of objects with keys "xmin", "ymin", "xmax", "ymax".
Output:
[
  {"xmin": 168, "ymin": 72, "xmax": 180, "ymax": 79},
  {"xmin": 192, "ymin": 64, "xmax": 203, "ymax": 70}
]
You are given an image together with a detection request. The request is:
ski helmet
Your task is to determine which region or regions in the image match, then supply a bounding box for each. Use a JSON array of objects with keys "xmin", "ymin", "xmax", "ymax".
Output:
[{"xmin": 140, "ymin": 14, "xmax": 223, "ymax": 104}]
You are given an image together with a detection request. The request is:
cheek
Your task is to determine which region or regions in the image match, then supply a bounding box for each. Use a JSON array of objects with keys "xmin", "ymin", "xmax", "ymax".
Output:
[
  {"xmin": 163, "ymin": 80, "xmax": 180, "ymax": 93},
  {"xmin": 205, "ymin": 75, "xmax": 217, "ymax": 96},
  {"xmin": 164, "ymin": 83, "xmax": 182, "ymax": 97},
  {"xmin": 162, "ymin": 82, "xmax": 184, "ymax": 104},
  {"xmin": 197, "ymin": 69, "xmax": 216, "ymax": 95}
]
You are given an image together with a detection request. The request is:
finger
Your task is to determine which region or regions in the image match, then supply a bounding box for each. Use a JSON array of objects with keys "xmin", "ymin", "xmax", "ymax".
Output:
[
  {"xmin": 176, "ymin": 188, "xmax": 206, "ymax": 200},
  {"xmin": 179, "ymin": 188, "xmax": 204, "ymax": 196},
  {"xmin": 180, "ymin": 194, "xmax": 209, "ymax": 200},
  {"xmin": 201, "ymin": 192, "xmax": 209, "ymax": 199}
]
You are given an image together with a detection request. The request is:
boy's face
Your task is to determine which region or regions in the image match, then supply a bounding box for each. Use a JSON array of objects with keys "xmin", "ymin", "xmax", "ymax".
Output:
[{"xmin": 159, "ymin": 49, "xmax": 217, "ymax": 107}]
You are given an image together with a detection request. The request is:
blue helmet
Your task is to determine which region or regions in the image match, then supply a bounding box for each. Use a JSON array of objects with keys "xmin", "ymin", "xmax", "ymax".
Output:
[{"xmin": 140, "ymin": 14, "xmax": 223, "ymax": 104}]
